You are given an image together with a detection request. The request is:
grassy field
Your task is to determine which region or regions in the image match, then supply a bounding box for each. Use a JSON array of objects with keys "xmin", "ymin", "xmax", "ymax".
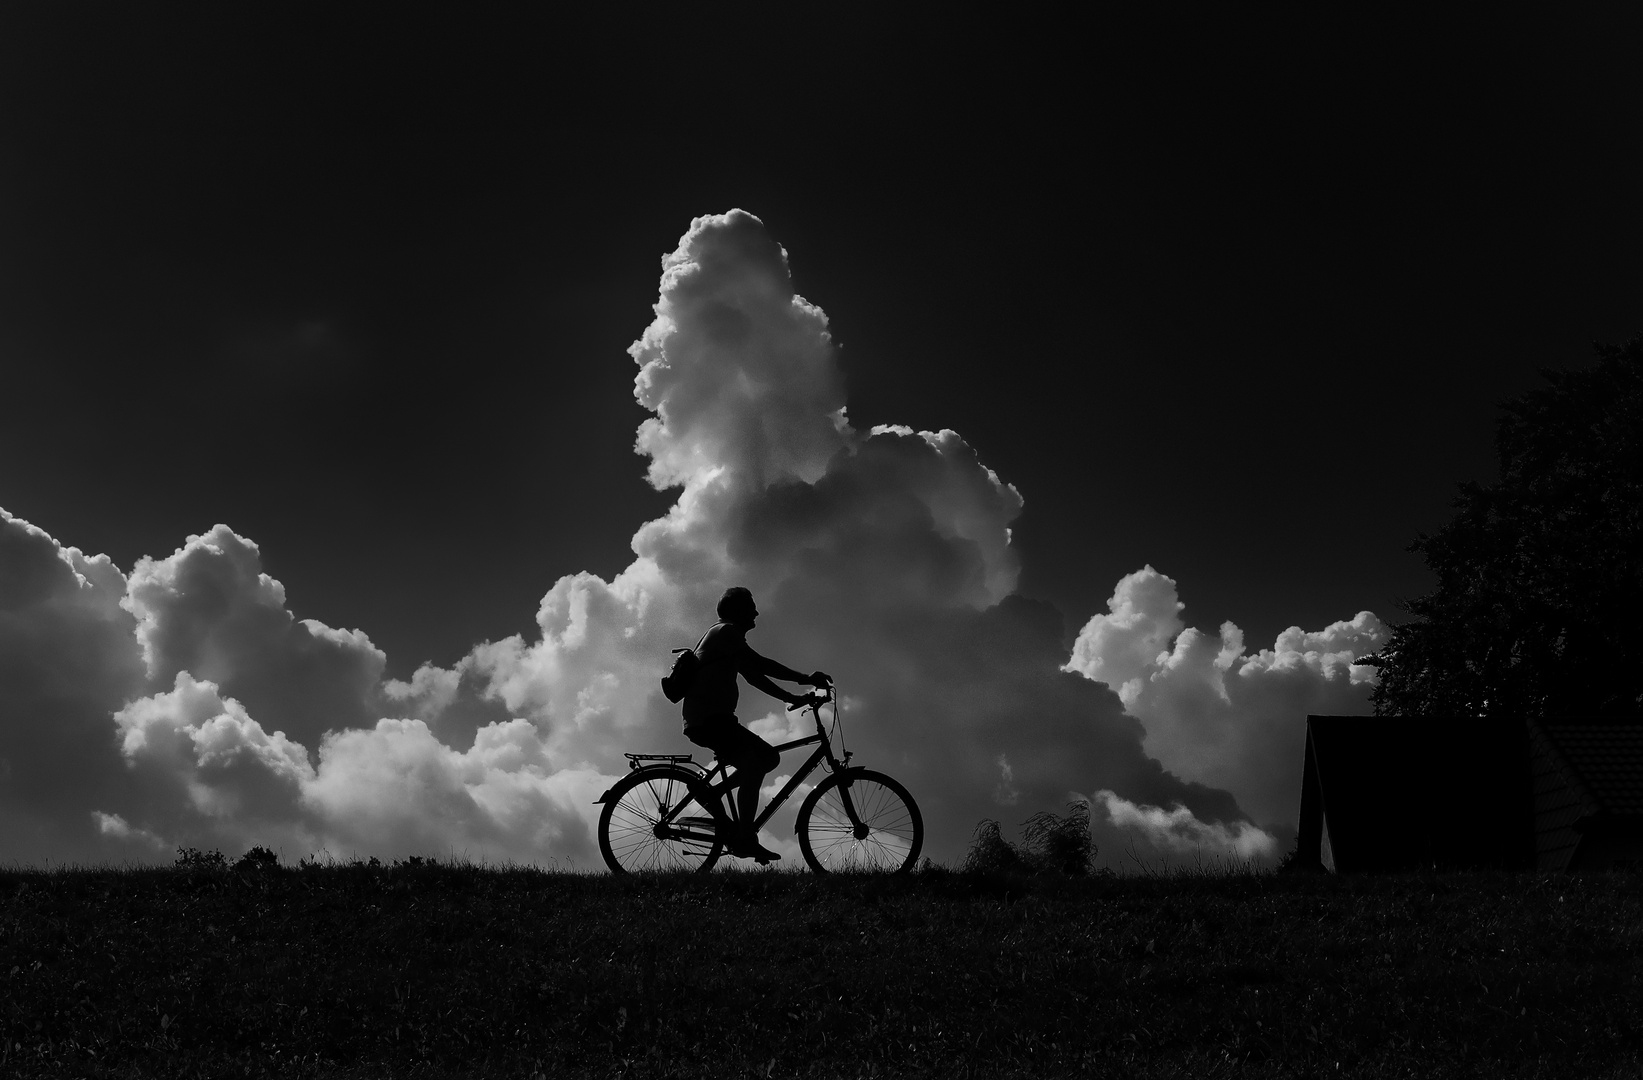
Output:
[{"xmin": 1, "ymin": 860, "xmax": 1639, "ymax": 1078}]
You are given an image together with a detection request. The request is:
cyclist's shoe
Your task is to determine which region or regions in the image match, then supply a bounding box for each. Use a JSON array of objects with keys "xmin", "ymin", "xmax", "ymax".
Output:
[
  {"xmin": 724, "ymin": 836, "xmax": 782, "ymax": 864},
  {"xmin": 743, "ymin": 840, "xmax": 783, "ymax": 865}
]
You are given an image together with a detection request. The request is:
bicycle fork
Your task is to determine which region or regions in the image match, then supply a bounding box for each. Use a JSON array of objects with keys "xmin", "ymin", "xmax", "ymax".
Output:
[{"xmin": 830, "ymin": 771, "xmax": 872, "ymax": 840}]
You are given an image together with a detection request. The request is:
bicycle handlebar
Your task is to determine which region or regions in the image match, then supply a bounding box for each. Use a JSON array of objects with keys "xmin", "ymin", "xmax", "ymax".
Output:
[{"xmin": 787, "ymin": 689, "xmax": 832, "ymax": 712}]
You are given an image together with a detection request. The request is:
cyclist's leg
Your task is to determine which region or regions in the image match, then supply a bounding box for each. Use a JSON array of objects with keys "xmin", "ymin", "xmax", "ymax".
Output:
[
  {"xmin": 717, "ymin": 723, "xmax": 780, "ymax": 839},
  {"xmin": 683, "ymin": 717, "xmax": 749, "ymax": 831},
  {"xmin": 685, "ymin": 717, "xmax": 779, "ymax": 854}
]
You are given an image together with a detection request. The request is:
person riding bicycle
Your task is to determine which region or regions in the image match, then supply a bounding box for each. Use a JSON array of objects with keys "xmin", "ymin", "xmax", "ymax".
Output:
[{"xmin": 682, "ymin": 586, "xmax": 831, "ymax": 864}]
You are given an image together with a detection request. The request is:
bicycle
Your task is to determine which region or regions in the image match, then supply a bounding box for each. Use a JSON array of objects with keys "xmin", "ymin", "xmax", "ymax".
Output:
[{"xmin": 594, "ymin": 688, "xmax": 922, "ymax": 874}]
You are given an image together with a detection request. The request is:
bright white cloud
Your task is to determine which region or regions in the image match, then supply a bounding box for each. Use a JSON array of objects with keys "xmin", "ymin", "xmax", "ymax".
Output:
[
  {"xmin": 91, "ymin": 811, "xmax": 167, "ymax": 850},
  {"xmin": 631, "ymin": 216, "xmax": 849, "ymax": 491},
  {"xmin": 304, "ymin": 718, "xmax": 607, "ymax": 867},
  {"xmin": 111, "ymin": 672, "xmax": 318, "ymax": 855},
  {"xmin": 123, "ymin": 525, "xmax": 386, "ymax": 747},
  {"xmin": 1091, "ymin": 790, "xmax": 1279, "ymax": 863},
  {"xmin": 116, "ymin": 672, "xmax": 314, "ymax": 786},
  {"xmin": 1062, "ymin": 565, "xmax": 1185, "ymax": 705},
  {"xmin": 1066, "ymin": 566, "xmax": 1387, "ymax": 832}
]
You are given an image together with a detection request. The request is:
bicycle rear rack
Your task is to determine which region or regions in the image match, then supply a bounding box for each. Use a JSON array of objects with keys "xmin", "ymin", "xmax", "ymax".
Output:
[{"xmin": 623, "ymin": 752, "xmax": 696, "ymax": 770}]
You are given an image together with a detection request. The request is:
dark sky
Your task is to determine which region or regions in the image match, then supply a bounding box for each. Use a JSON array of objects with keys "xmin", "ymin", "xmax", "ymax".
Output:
[{"xmin": 4, "ymin": 6, "xmax": 1641, "ymax": 677}]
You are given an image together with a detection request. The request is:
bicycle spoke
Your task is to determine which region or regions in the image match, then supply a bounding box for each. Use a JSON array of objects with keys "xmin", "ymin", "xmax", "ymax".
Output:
[
  {"xmin": 598, "ymin": 768, "xmax": 723, "ymax": 873},
  {"xmin": 802, "ymin": 775, "xmax": 919, "ymax": 871}
]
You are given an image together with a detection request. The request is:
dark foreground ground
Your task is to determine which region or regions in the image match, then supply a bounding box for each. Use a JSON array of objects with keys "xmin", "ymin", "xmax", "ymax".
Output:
[{"xmin": 1, "ymin": 863, "xmax": 1639, "ymax": 1078}]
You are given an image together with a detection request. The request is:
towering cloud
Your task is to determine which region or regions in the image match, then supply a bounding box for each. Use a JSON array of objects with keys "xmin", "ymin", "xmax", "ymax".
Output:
[
  {"xmin": 0, "ymin": 211, "xmax": 1380, "ymax": 869},
  {"xmin": 429, "ymin": 210, "xmax": 1256, "ymax": 866}
]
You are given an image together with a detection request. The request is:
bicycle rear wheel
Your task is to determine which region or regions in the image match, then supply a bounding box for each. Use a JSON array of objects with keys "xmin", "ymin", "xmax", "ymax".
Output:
[
  {"xmin": 598, "ymin": 766, "xmax": 724, "ymax": 873},
  {"xmin": 797, "ymin": 768, "xmax": 922, "ymax": 873}
]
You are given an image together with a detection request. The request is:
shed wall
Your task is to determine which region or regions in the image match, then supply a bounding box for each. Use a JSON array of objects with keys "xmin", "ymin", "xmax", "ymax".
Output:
[{"xmin": 1530, "ymin": 739, "xmax": 1583, "ymax": 872}]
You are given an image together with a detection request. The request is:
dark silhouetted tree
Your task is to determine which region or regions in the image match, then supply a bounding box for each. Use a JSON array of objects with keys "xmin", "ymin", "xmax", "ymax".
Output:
[{"xmin": 1367, "ymin": 338, "xmax": 1642, "ymax": 720}]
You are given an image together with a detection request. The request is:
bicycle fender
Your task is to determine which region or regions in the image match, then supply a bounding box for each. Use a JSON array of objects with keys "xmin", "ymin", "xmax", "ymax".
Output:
[{"xmin": 594, "ymin": 763, "xmax": 700, "ymax": 803}]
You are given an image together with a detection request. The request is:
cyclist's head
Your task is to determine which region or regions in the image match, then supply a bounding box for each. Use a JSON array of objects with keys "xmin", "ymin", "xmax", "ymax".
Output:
[{"xmin": 717, "ymin": 586, "xmax": 757, "ymax": 627}]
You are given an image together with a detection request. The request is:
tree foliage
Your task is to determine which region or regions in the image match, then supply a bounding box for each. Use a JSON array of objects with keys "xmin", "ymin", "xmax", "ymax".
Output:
[{"xmin": 1368, "ymin": 338, "xmax": 1643, "ymax": 720}]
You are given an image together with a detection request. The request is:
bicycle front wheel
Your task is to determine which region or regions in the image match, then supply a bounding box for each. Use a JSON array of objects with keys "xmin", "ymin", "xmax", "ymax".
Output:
[
  {"xmin": 598, "ymin": 766, "xmax": 724, "ymax": 874},
  {"xmin": 797, "ymin": 768, "xmax": 922, "ymax": 873}
]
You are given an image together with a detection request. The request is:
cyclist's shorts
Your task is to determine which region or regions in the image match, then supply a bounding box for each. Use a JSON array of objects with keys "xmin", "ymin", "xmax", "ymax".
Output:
[{"xmin": 683, "ymin": 715, "xmax": 780, "ymax": 774}]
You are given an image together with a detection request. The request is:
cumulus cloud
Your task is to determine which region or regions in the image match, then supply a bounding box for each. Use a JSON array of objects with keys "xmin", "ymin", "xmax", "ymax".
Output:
[
  {"xmin": 123, "ymin": 526, "xmax": 386, "ymax": 747},
  {"xmin": 1091, "ymin": 790, "xmax": 1279, "ymax": 864},
  {"xmin": 1066, "ymin": 566, "xmax": 1387, "ymax": 834},
  {"xmin": 108, "ymin": 525, "xmax": 614, "ymax": 865},
  {"xmin": 303, "ymin": 718, "xmax": 606, "ymax": 865},
  {"xmin": 2, "ymin": 508, "xmax": 603, "ymax": 866},
  {"xmin": 2, "ymin": 210, "xmax": 1367, "ymax": 870},
  {"xmin": 113, "ymin": 672, "xmax": 316, "ymax": 849},
  {"xmin": 0, "ymin": 509, "xmax": 145, "ymax": 865},
  {"xmin": 91, "ymin": 812, "xmax": 166, "ymax": 850}
]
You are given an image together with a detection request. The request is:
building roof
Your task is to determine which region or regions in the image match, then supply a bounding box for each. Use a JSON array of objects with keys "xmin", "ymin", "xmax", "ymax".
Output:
[
  {"xmin": 1530, "ymin": 721, "xmax": 1643, "ymax": 819},
  {"xmin": 1296, "ymin": 715, "xmax": 1534, "ymax": 873}
]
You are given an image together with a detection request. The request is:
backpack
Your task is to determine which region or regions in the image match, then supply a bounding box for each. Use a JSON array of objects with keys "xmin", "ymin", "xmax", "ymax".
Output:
[{"xmin": 660, "ymin": 647, "xmax": 701, "ymax": 703}]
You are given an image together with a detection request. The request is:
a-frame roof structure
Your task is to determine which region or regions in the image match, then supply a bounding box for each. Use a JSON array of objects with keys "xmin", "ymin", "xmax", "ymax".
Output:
[{"xmin": 1295, "ymin": 715, "xmax": 1534, "ymax": 873}]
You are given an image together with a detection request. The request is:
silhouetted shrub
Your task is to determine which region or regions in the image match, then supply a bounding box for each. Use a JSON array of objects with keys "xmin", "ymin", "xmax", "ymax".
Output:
[
  {"xmin": 172, "ymin": 848, "xmax": 228, "ymax": 874},
  {"xmin": 235, "ymin": 846, "xmax": 279, "ymax": 871},
  {"xmin": 963, "ymin": 801, "xmax": 1094, "ymax": 876},
  {"xmin": 961, "ymin": 819, "xmax": 1031, "ymax": 875},
  {"xmin": 173, "ymin": 846, "xmax": 227, "ymax": 872},
  {"xmin": 1021, "ymin": 801, "xmax": 1093, "ymax": 876}
]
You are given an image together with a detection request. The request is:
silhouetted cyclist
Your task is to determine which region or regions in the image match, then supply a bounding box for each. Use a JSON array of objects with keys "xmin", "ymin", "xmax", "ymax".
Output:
[{"xmin": 682, "ymin": 587, "xmax": 832, "ymax": 863}]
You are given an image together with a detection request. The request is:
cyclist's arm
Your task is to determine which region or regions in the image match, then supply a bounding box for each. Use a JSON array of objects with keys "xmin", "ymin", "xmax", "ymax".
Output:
[
  {"xmin": 741, "ymin": 644, "xmax": 813, "ymax": 685},
  {"xmin": 741, "ymin": 666, "xmax": 809, "ymax": 707}
]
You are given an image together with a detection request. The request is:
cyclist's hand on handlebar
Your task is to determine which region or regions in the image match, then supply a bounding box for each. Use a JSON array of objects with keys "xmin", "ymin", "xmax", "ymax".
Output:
[
  {"xmin": 787, "ymin": 692, "xmax": 826, "ymax": 711},
  {"xmin": 808, "ymin": 670, "xmax": 833, "ymax": 689}
]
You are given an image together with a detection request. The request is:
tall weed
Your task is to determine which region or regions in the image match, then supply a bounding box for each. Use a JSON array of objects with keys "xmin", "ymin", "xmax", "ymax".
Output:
[{"xmin": 962, "ymin": 801, "xmax": 1094, "ymax": 876}]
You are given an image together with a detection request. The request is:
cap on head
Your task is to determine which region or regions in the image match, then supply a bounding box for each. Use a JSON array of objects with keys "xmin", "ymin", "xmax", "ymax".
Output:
[{"xmin": 717, "ymin": 586, "xmax": 756, "ymax": 622}]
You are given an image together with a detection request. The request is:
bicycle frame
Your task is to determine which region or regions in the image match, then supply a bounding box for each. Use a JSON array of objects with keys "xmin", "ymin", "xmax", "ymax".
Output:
[
  {"xmin": 615, "ymin": 698, "xmax": 863, "ymax": 843},
  {"xmin": 706, "ymin": 703, "xmax": 855, "ymax": 835}
]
